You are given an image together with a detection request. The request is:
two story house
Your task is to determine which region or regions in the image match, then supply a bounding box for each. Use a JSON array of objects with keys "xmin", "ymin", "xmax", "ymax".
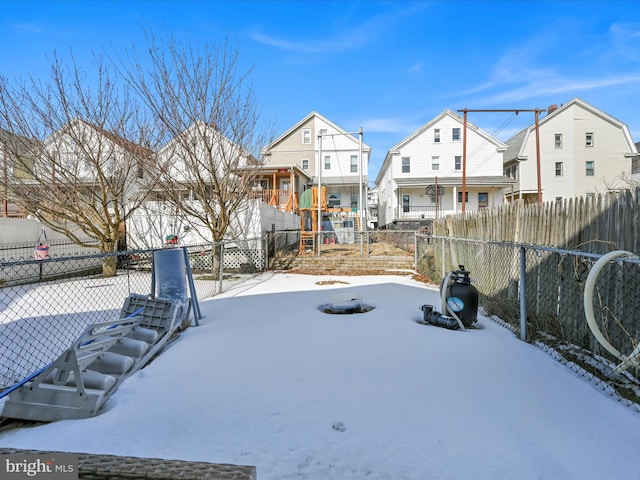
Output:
[
  {"xmin": 129, "ymin": 121, "xmax": 300, "ymax": 249},
  {"xmin": 262, "ymin": 111, "xmax": 371, "ymax": 229},
  {"xmin": 503, "ymin": 98, "xmax": 638, "ymax": 203},
  {"xmin": 376, "ymin": 109, "xmax": 513, "ymax": 229}
]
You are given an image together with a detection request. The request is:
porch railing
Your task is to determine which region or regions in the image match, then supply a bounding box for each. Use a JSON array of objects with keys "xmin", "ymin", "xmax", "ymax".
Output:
[
  {"xmin": 248, "ymin": 188, "xmax": 298, "ymax": 212},
  {"xmin": 1, "ymin": 202, "xmax": 28, "ymax": 218},
  {"xmin": 397, "ymin": 205, "xmax": 442, "ymax": 219}
]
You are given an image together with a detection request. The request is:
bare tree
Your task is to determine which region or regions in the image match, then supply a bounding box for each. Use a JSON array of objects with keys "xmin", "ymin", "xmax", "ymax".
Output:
[
  {"xmin": 119, "ymin": 35, "xmax": 272, "ymax": 275},
  {"xmin": 0, "ymin": 52, "xmax": 155, "ymax": 276}
]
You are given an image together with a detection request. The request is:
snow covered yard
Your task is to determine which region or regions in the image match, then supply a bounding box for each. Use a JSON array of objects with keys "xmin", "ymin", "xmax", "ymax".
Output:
[{"xmin": 2, "ymin": 272, "xmax": 640, "ymax": 480}]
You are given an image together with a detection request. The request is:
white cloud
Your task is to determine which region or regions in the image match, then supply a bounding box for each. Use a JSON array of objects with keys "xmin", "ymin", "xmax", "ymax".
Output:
[
  {"xmin": 478, "ymin": 73, "xmax": 640, "ymax": 105},
  {"xmin": 250, "ymin": 3, "xmax": 429, "ymax": 55},
  {"xmin": 609, "ymin": 22, "xmax": 640, "ymax": 61},
  {"xmin": 408, "ymin": 62, "xmax": 422, "ymax": 74},
  {"xmin": 12, "ymin": 22, "xmax": 44, "ymax": 34}
]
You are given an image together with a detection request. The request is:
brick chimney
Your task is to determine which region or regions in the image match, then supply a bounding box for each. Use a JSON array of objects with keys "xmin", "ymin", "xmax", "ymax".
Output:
[{"xmin": 547, "ymin": 104, "xmax": 558, "ymax": 115}]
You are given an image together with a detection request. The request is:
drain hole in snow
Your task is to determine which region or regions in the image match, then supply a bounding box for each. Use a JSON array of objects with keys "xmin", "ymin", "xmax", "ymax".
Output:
[{"xmin": 319, "ymin": 293, "xmax": 375, "ymax": 315}]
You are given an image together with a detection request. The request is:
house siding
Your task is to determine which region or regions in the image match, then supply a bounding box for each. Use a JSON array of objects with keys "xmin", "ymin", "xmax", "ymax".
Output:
[
  {"xmin": 377, "ymin": 110, "xmax": 508, "ymax": 227},
  {"xmin": 514, "ymin": 100, "xmax": 634, "ymax": 202},
  {"xmin": 265, "ymin": 112, "xmax": 371, "ymax": 212}
]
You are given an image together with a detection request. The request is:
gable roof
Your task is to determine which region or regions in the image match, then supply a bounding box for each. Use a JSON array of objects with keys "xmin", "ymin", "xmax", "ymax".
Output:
[
  {"xmin": 50, "ymin": 118, "xmax": 153, "ymax": 159},
  {"xmin": 376, "ymin": 109, "xmax": 506, "ymax": 184},
  {"xmin": 388, "ymin": 109, "xmax": 506, "ymax": 153},
  {"xmin": 157, "ymin": 120, "xmax": 258, "ymax": 167},
  {"xmin": 263, "ymin": 111, "xmax": 371, "ymax": 153},
  {"xmin": 0, "ymin": 128, "xmax": 33, "ymax": 156},
  {"xmin": 503, "ymin": 97, "xmax": 637, "ymax": 162}
]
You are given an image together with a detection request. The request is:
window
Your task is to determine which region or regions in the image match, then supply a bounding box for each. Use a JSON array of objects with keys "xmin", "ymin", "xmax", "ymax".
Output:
[
  {"xmin": 585, "ymin": 132, "xmax": 594, "ymax": 147},
  {"xmin": 350, "ymin": 155, "xmax": 358, "ymax": 173},
  {"xmin": 555, "ymin": 133, "xmax": 563, "ymax": 149},
  {"xmin": 457, "ymin": 191, "xmax": 469, "ymax": 203},
  {"xmin": 351, "ymin": 192, "xmax": 358, "ymax": 209},
  {"xmin": 302, "ymin": 159, "xmax": 309, "ymax": 170},
  {"xmin": 434, "ymin": 129, "xmax": 440, "ymax": 143},
  {"xmin": 324, "ymin": 155, "xmax": 331, "ymax": 170},
  {"xmin": 402, "ymin": 194, "xmax": 410, "ymax": 213},
  {"xmin": 452, "ymin": 128, "xmax": 461, "ymax": 141},
  {"xmin": 328, "ymin": 193, "xmax": 341, "ymax": 208},
  {"xmin": 302, "ymin": 129, "xmax": 311, "ymax": 144},
  {"xmin": 401, "ymin": 156, "xmax": 410, "ymax": 173},
  {"xmin": 555, "ymin": 162, "xmax": 563, "ymax": 176},
  {"xmin": 431, "ymin": 156, "xmax": 439, "ymax": 171},
  {"xmin": 454, "ymin": 155, "xmax": 462, "ymax": 170},
  {"xmin": 586, "ymin": 161, "xmax": 595, "ymax": 176},
  {"xmin": 478, "ymin": 192, "xmax": 488, "ymax": 208}
]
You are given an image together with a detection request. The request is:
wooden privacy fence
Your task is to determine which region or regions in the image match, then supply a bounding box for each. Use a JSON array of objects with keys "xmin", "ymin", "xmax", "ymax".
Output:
[
  {"xmin": 433, "ymin": 189, "xmax": 640, "ymax": 254},
  {"xmin": 417, "ymin": 189, "xmax": 640, "ymax": 409}
]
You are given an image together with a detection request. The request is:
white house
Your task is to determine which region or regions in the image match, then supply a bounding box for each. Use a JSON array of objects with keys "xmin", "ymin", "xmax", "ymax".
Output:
[
  {"xmin": 376, "ymin": 109, "xmax": 513, "ymax": 229},
  {"xmin": 128, "ymin": 121, "xmax": 298, "ymax": 249},
  {"xmin": 503, "ymin": 98, "xmax": 638, "ymax": 203},
  {"xmin": 262, "ymin": 111, "xmax": 371, "ymax": 228}
]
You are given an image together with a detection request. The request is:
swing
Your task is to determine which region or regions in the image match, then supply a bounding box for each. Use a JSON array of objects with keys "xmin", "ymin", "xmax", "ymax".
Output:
[{"xmin": 34, "ymin": 228, "xmax": 50, "ymax": 259}]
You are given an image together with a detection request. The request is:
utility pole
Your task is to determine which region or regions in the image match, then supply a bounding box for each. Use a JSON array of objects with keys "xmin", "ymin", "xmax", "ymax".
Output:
[
  {"xmin": 458, "ymin": 108, "xmax": 546, "ymax": 209},
  {"xmin": 317, "ymin": 133, "xmax": 323, "ymax": 257}
]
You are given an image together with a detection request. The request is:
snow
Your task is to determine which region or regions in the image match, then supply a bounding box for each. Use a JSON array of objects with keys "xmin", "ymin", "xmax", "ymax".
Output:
[{"xmin": 2, "ymin": 272, "xmax": 640, "ymax": 479}]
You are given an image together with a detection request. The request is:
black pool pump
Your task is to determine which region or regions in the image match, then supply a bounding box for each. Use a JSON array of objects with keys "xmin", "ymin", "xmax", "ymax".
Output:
[
  {"xmin": 420, "ymin": 265, "xmax": 479, "ymax": 330},
  {"xmin": 420, "ymin": 304, "xmax": 459, "ymax": 329}
]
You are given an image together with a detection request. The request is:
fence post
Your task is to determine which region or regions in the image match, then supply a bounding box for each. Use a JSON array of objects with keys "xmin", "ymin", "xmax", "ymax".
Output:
[
  {"xmin": 217, "ymin": 242, "xmax": 225, "ymax": 295},
  {"xmin": 441, "ymin": 238, "xmax": 446, "ymax": 279},
  {"xmin": 264, "ymin": 235, "xmax": 269, "ymax": 272},
  {"xmin": 520, "ymin": 246, "xmax": 527, "ymax": 341}
]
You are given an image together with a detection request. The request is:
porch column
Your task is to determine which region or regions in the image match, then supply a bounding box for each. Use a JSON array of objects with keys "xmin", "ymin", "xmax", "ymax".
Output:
[{"xmin": 453, "ymin": 186, "xmax": 458, "ymax": 214}]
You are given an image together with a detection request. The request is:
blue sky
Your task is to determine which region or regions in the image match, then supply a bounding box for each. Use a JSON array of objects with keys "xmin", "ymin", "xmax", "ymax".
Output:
[{"xmin": 1, "ymin": 0, "xmax": 639, "ymax": 180}]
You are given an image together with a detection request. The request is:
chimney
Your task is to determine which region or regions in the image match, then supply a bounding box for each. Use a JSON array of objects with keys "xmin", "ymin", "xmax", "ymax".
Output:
[{"xmin": 547, "ymin": 104, "xmax": 558, "ymax": 115}]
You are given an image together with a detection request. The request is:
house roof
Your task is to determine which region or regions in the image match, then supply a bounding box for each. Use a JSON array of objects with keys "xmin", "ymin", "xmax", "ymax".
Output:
[
  {"xmin": 388, "ymin": 109, "xmax": 506, "ymax": 153},
  {"xmin": 251, "ymin": 164, "xmax": 313, "ymax": 181},
  {"xmin": 503, "ymin": 97, "xmax": 637, "ymax": 162},
  {"xmin": 503, "ymin": 128, "xmax": 529, "ymax": 163},
  {"xmin": 157, "ymin": 120, "xmax": 257, "ymax": 164},
  {"xmin": 263, "ymin": 111, "xmax": 371, "ymax": 153},
  {"xmin": 52, "ymin": 118, "xmax": 154, "ymax": 159},
  {"xmin": 376, "ymin": 109, "xmax": 506, "ymax": 185},
  {"xmin": 0, "ymin": 128, "xmax": 33, "ymax": 156}
]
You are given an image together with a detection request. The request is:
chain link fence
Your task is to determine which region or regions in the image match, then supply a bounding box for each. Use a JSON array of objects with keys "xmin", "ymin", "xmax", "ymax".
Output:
[
  {"xmin": 416, "ymin": 234, "xmax": 640, "ymax": 411},
  {"xmin": 265, "ymin": 229, "xmax": 418, "ymax": 265},
  {"xmin": 0, "ymin": 238, "xmax": 102, "ymax": 262},
  {"xmin": 0, "ymin": 240, "xmax": 266, "ymax": 392}
]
